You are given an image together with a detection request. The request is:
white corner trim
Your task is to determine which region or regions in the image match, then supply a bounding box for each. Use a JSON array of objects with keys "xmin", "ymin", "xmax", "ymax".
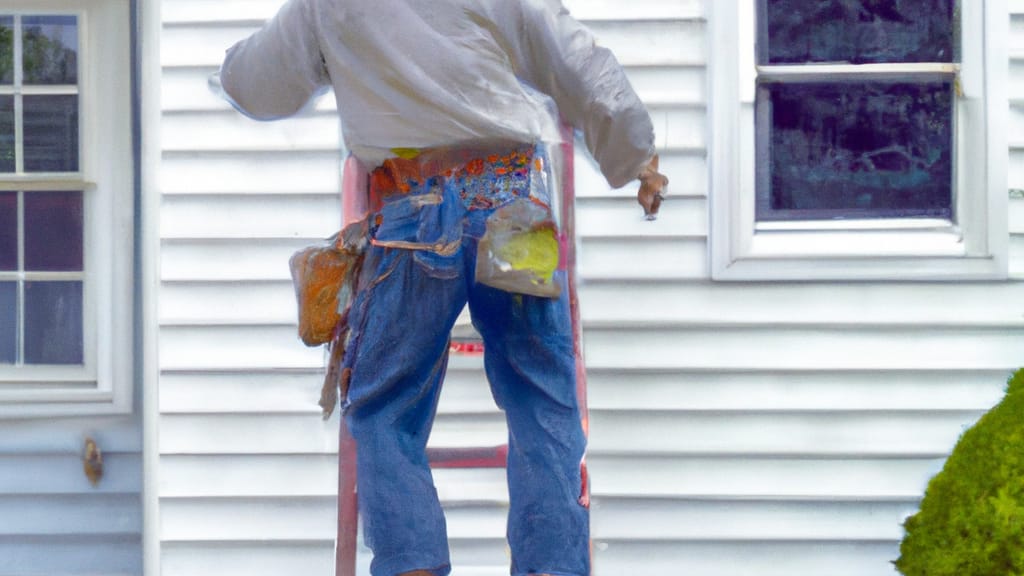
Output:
[{"xmin": 140, "ymin": 0, "xmax": 163, "ymax": 572}]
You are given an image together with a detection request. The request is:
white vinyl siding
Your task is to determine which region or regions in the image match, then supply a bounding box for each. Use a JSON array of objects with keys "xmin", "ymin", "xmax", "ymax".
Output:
[
  {"xmin": 158, "ymin": 1, "xmax": 342, "ymax": 574},
  {"xmin": 155, "ymin": 2, "xmax": 1024, "ymax": 576},
  {"xmin": 0, "ymin": 416, "xmax": 143, "ymax": 575}
]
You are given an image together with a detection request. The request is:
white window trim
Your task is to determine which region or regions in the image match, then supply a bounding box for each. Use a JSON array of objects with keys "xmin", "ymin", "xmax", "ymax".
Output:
[
  {"xmin": 0, "ymin": 0, "xmax": 133, "ymax": 417},
  {"xmin": 709, "ymin": 0, "xmax": 1009, "ymax": 281}
]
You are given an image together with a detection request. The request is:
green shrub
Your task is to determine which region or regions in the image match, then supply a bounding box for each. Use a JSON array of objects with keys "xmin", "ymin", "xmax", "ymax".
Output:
[{"xmin": 895, "ymin": 369, "xmax": 1024, "ymax": 575}]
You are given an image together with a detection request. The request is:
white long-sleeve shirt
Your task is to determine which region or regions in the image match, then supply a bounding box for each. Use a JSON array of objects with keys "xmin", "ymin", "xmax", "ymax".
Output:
[{"xmin": 219, "ymin": 0, "xmax": 655, "ymax": 188}]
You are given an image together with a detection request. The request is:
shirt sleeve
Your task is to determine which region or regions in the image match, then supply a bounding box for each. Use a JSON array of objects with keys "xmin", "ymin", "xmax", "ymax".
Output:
[
  {"xmin": 219, "ymin": 0, "xmax": 330, "ymax": 120},
  {"xmin": 506, "ymin": 0, "xmax": 656, "ymax": 188}
]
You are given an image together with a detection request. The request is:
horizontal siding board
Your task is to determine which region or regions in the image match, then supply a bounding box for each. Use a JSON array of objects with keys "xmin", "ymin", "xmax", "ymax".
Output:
[
  {"xmin": 0, "ymin": 495, "xmax": 142, "ymax": 536},
  {"xmin": 161, "ymin": 66, "xmax": 338, "ymax": 113},
  {"xmin": 159, "ymin": 365, "xmax": 494, "ymax": 415},
  {"xmin": 159, "ymin": 370, "xmax": 327, "ymax": 414},
  {"xmin": 161, "ymin": 541, "xmax": 335, "ymax": 576},
  {"xmin": 162, "ymin": 111, "xmax": 340, "ymax": 152},
  {"xmin": 160, "ymin": 455, "xmax": 337, "ymax": 497},
  {"xmin": 583, "ymin": 326, "xmax": 1024, "ymax": 371},
  {"xmin": 1012, "ymin": 58, "xmax": 1024, "ymax": 100},
  {"xmin": 623, "ymin": 65, "xmax": 705, "ymax": 105},
  {"xmin": 160, "ymin": 194, "xmax": 340, "ymax": 239},
  {"xmin": 592, "ymin": 541, "xmax": 900, "ymax": 576},
  {"xmin": 159, "ymin": 409, "xmax": 982, "ymax": 459},
  {"xmin": 587, "ymin": 20, "xmax": 706, "ymax": 66},
  {"xmin": 584, "ymin": 369, "xmax": 1009, "ymax": 412},
  {"xmin": 159, "ymin": 412, "xmax": 506, "ymax": 454},
  {"xmin": 579, "ymin": 237, "xmax": 707, "ymax": 280},
  {"xmin": 588, "ymin": 455, "xmax": 942, "ymax": 499},
  {"xmin": 0, "ymin": 453, "xmax": 142, "ymax": 495},
  {"xmin": 159, "ymin": 281, "xmax": 297, "ymax": 326},
  {"xmin": 161, "ymin": 497, "xmax": 505, "ymax": 541},
  {"xmin": 1, "ymin": 537, "xmax": 141, "ymax": 576},
  {"xmin": 163, "ymin": 65, "xmax": 703, "ymax": 112},
  {"xmin": 159, "ymin": 413, "xmax": 336, "ymax": 454},
  {"xmin": 587, "ymin": 410, "xmax": 979, "ymax": 457},
  {"xmin": 159, "ymin": 454, "xmax": 506, "ymax": 503},
  {"xmin": 578, "ymin": 281, "xmax": 1024, "ymax": 327},
  {"xmin": 1014, "ymin": 13, "xmax": 1024, "ymax": 54},
  {"xmin": 1010, "ymin": 149, "xmax": 1024, "ymax": 191},
  {"xmin": 160, "ymin": 325, "xmax": 325, "ymax": 370},
  {"xmin": 1011, "ymin": 196, "xmax": 1024, "ymax": 233},
  {"xmin": 576, "ymin": 196, "xmax": 707, "ymax": 237},
  {"xmin": 162, "ymin": 21, "xmax": 705, "ymax": 68},
  {"xmin": 161, "ymin": 0, "xmax": 704, "ymax": 24},
  {"xmin": 160, "ymin": 497, "xmax": 337, "ymax": 541},
  {"xmin": 590, "ymin": 497, "xmax": 915, "ymax": 541},
  {"xmin": 160, "ymin": 151, "xmax": 340, "ymax": 195},
  {"xmin": 1011, "ymin": 104, "xmax": 1024, "ymax": 147},
  {"xmin": 161, "ymin": 238, "xmax": 311, "ymax": 281},
  {"xmin": 0, "ymin": 417, "xmax": 142, "ymax": 454},
  {"xmin": 161, "ymin": 25, "xmax": 254, "ymax": 67},
  {"xmin": 1011, "ymin": 234, "xmax": 1024, "ymax": 278},
  {"xmin": 574, "ymin": 148, "xmax": 707, "ymax": 198}
]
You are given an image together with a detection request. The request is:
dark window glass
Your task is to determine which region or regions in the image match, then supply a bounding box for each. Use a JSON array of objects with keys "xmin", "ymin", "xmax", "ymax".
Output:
[
  {"xmin": 22, "ymin": 16, "xmax": 78, "ymax": 85},
  {"xmin": 24, "ymin": 281, "xmax": 82, "ymax": 365},
  {"xmin": 761, "ymin": 0, "xmax": 955, "ymax": 64},
  {"xmin": 0, "ymin": 281, "xmax": 14, "ymax": 364},
  {"xmin": 0, "ymin": 17, "xmax": 12, "ymax": 84},
  {"xmin": 0, "ymin": 95, "xmax": 12, "ymax": 172},
  {"xmin": 759, "ymin": 81, "xmax": 953, "ymax": 221},
  {"xmin": 23, "ymin": 95, "xmax": 78, "ymax": 172},
  {"xmin": 24, "ymin": 191, "xmax": 82, "ymax": 271},
  {"xmin": 0, "ymin": 192, "xmax": 15, "ymax": 270}
]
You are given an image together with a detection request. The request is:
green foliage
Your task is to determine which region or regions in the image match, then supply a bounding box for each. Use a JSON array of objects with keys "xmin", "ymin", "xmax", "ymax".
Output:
[{"xmin": 895, "ymin": 369, "xmax": 1024, "ymax": 575}]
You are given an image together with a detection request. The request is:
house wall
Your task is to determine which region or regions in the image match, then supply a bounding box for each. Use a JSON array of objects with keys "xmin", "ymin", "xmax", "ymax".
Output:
[
  {"xmin": 155, "ymin": 1, "xmax": 1024, "ymax": 576},
  {"xmin": 0, "ymin": 416, "xmax": 143, "ymax": 576}
]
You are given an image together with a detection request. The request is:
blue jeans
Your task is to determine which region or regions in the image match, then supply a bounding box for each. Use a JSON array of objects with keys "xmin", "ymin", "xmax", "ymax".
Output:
[{"xmin": 341, "ymin": 160, "xmax": 589, "ymax": 576}]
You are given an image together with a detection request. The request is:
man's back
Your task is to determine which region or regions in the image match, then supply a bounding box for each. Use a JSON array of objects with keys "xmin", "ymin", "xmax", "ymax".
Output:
[{"xmin": 220, "ymin": 0, "xmax": 655, "ymax": 187}]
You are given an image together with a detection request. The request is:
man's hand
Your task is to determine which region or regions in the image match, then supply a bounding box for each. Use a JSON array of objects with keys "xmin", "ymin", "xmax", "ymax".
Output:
[{"xmin": 637, "ymin": 155, "xmax": 669, "ymax": 220}]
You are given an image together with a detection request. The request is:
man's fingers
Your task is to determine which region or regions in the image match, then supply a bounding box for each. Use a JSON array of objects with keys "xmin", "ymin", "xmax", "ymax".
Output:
[{"xmin": 639, "ymin": 174, "xmax": 667, "ymax": 219}]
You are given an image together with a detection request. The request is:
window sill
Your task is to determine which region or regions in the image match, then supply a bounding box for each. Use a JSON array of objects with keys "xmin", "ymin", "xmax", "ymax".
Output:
[{"xmin": 713, "ymin": 227, "xmax": 1007, "ymax": 281}]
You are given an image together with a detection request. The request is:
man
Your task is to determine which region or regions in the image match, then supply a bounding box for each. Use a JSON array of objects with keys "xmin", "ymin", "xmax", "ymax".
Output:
[{"xmin": 218, "ymin": 1, "xmax": 667, "ymax": 574}]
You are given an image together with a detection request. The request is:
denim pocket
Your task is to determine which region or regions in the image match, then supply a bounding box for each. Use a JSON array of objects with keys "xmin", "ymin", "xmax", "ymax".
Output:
[{"xmin": 372, "ymin": 190, "xmax": 464, "ymax": 278}]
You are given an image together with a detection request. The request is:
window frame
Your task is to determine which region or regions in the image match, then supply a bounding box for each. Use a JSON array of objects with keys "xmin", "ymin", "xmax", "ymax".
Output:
[
  {"xmin": 708, "ymin": 0, "xmax": 1008, "ymax": 281},
  {"xmin": 0, "ymin": 0, "xmax": 133, "ymax": 417}
]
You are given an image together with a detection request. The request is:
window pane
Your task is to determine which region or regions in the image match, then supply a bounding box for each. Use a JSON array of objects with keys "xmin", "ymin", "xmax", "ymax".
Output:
[
  {"xmin": 24, "ymin": 191, "xmax": 82, "ymax": 271},
  {"xmin": 759, "ymin": 81, "xmax": 953, "ymax": 221},
  {"xmin": 0, "ymin": 16, "xmax": 12, "ymax": 84},
  {"xmin": 0, "ymin": 192, "xmax": 15, "ymax": 270},
  {"xmin": 0, "ymin": 95, "xmax": 12, "ymax": 172},
  {"xmin": 24, "ymin": 281, "xmax": 82, "ymax": 365},
  {"xmin": 23, "ymin": 95, "xmax": 79, "ymax": 172},
  {"xmin": 22, "ymin": 16, "xmax": 78, "ymax": 85},
  {"xmin": 0, "ymin": 281, "xmax": 14, "ymax": 364},
  {"xmin": 762, "ymin": 0, "xmax": 955, "ymax": 64}
]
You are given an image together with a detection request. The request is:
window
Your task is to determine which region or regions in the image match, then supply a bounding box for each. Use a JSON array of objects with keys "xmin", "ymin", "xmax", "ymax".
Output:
[
  {"xmin": 0, "ymin": 2, "xmax": 132, "ymax": 416},
  {"xmin": 709, "ymin": 0, "xmax": 1008, "ymax": 281}
]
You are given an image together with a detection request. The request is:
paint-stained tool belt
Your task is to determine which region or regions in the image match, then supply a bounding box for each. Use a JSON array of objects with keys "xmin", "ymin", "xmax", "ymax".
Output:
[{"xmin": 367, "ymin": 143, "xmax": 562, "ymax": 299}]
